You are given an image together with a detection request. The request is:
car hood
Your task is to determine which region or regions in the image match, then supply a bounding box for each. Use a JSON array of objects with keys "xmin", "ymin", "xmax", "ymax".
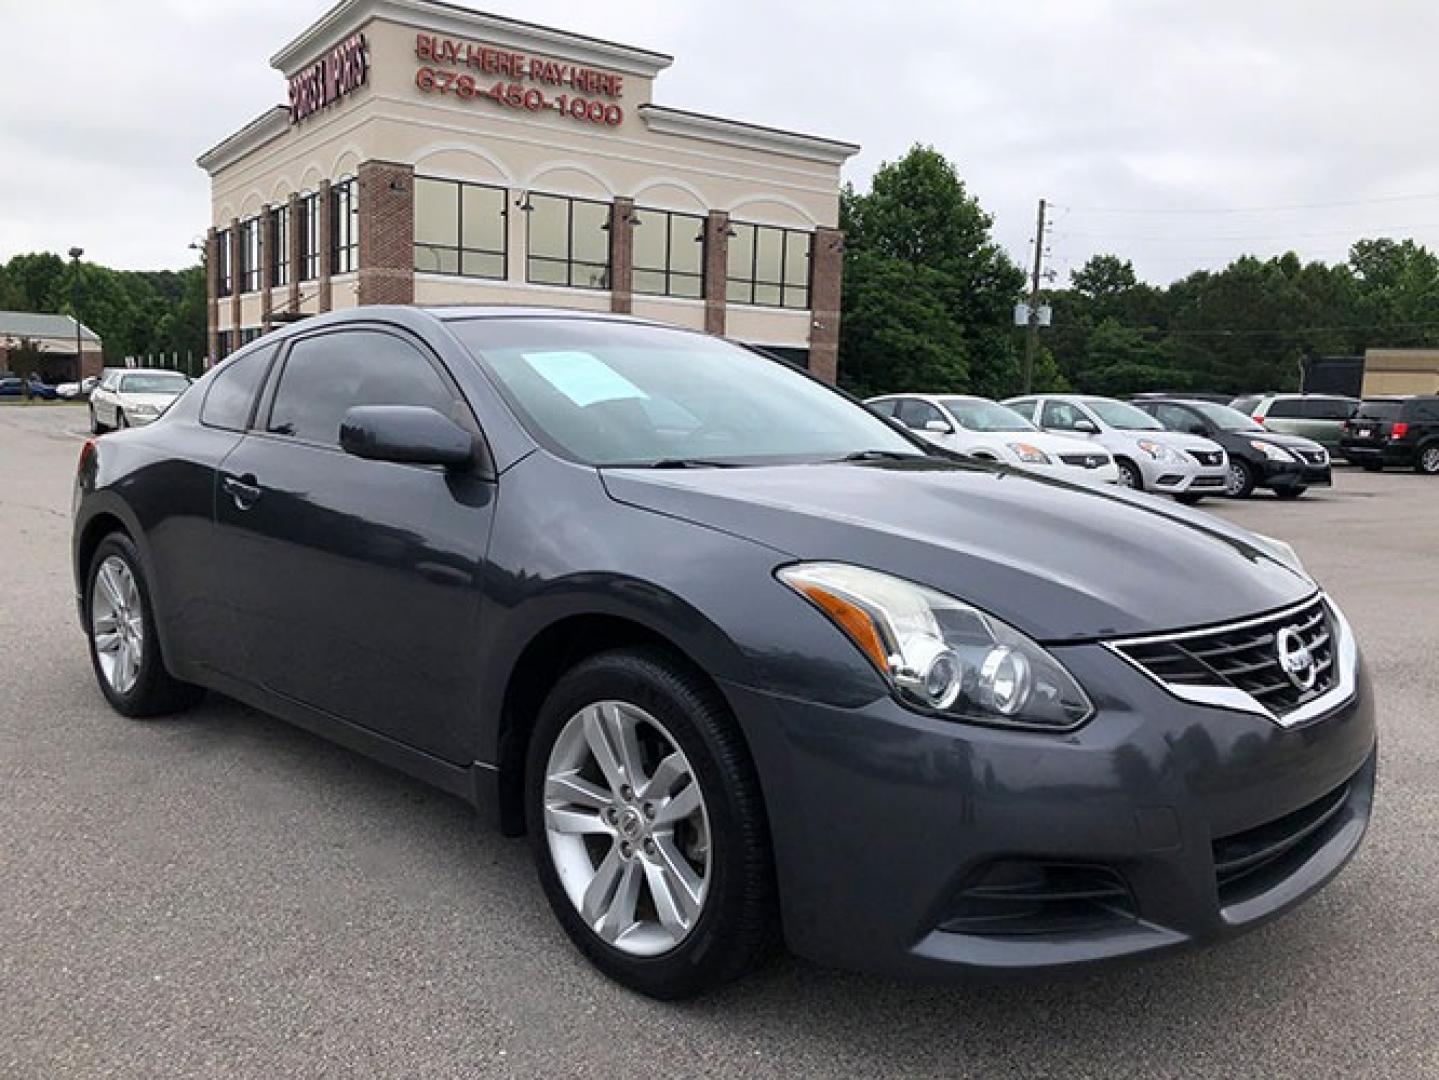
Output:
[
  {"xmin": 1242, "ymin": 430, "xmax": 1325, "ymax": 452},
  {"xmin": 118, "ymin": 392, "xmax": 183, "ymax": 409},
  {"xmin": 602, "ymin": 458, "xmax": 1313, "ymax": 641},
  {"xmin": 1125, "ymin": 429, "xmax": 1224, "ymax": 454}
]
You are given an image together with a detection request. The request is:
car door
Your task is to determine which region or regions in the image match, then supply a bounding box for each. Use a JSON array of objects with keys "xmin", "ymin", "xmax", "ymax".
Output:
[
  {"xmin": 211, "ymin": 324, "xmax": 495, "ymax": 764},
  {"xmin": 1040, "ymin": 399, "xmax": 1090, "ymax": 435}
]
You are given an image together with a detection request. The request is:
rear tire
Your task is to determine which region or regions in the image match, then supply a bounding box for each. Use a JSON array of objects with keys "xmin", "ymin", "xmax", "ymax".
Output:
[
  {"xmin": 526, "ymin": 648, "xmax": 776, "ymax": 999},
  {"xmin": 1417, "ymin": 443, "xmax": 1439, "ymax": 475},
  {"xmin": 1115, "ymin": 458, "xmax": 1144, "ymax": 490},
  {"xmin": 85, "ymin": 533, "xmax": 203, "ymax": 718}
]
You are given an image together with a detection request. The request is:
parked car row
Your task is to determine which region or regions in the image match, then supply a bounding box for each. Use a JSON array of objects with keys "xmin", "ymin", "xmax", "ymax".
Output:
[{"xmin": 0, "ymin": 373, "xmax": 59, "ymax": 399}]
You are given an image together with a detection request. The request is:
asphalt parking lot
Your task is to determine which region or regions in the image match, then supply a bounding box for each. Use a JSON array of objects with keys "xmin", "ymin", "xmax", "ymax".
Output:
[{"xmin": 2, "ymin": 403, "xmax": 1436, "ymax": 1079}]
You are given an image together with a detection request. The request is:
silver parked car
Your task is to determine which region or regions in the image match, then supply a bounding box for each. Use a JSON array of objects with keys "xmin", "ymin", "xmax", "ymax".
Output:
[
  {"xmin": 1005, "ymin": 394, "xmax": 1228, "ymax": 502},
  {"xmin": 89, "ymin": 369, "xmax": 192, "ymax": 432}
]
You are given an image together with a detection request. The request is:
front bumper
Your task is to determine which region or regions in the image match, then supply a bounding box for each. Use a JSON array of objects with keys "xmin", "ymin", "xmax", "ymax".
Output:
[
  {"xmin": 1260, "ymin": 458, "xmax": 1332, "ymax": 489},
  {"xmin": 1147, "ymin": 460, "xmax": 1228, "ymax": 495},
  {"xmin": 722, "ymin": 643, "xmax": 1375, "ymax": 981}
]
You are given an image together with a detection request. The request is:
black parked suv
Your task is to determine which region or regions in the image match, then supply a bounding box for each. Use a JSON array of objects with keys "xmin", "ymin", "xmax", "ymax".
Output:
[
  {"xmin": 1339, "ymin": 396, "xmax": 1439, "ymax": 474},
  {"xmin": 1133, "ymin": 398, "xmax": 1332, "ymax": 499}
]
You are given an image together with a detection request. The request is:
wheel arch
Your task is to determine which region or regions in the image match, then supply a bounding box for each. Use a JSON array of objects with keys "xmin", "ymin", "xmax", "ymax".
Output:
[{"xmin": 491, "ymin": 604, "xmax": 751, "ymax": 838}]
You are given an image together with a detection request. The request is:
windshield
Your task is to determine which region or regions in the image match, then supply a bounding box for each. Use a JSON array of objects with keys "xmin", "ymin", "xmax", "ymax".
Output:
[
  {"xmin": 449, "ymin": 319, "xmax": 924, "ymax": 466},
  {"xmin": 1353, "ymin": 400, "xmax": 1402, "ymax": 420},
  {"xmin": 940, "ymin": 397, "xmax": 1036, "ymax": 432},
  {"xmin": 1083, "ymin": 398, "xmax": 1165, "ymax": 431},
  {"xmin": 120, "ymin": 373, "xmax": 190, "ymax": 394},
  {"xmin": 1188, "ymin": 402, "xmax": 1263, "ymax": 431}
]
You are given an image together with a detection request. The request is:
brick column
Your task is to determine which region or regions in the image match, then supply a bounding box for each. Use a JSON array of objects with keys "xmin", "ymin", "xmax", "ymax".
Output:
[
  {"xmin": 287, "ymin": 192, "xmax": 302, "ymax": 313},
  {"xmin": 703, "ymin": 211, "xmax": 730, "ymax": 336},
  {"xmin": 808, "ymin": 226, "xmax": 844, "ymax": 384},
  {"xmin": 205, "ymin": 226, "xmax": 219, "ymax": 363},
  {"xmin": 318, "ymin": 179, "xmax": 333, "ymax": 313},
  {"xmin": 608, "ymin": 197, "xmax": 635, "ymax": 314},
  {"xmin": 259, "ymin": 206, "xmax": 275, "ymax": 331},
  {"xmin": 357, "ymin": 161, "xmax": 415, "ymax": 305},
  {"xmin": 229, "ymin": 216, "xmax": 242, "ymax": 335}
]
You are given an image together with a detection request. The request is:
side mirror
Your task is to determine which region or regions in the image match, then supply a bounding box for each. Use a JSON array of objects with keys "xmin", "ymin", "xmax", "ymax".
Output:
[
  {"xmin": 1073, "ymin": 418, "xmax": 1098, "ymax": 434},
  {"xmin": 340, "ymin": 405, "xmax": 477, "ymax": 469},
  {"xmin": 923, "ymin": 419, "xmax": 953, "ymax": 434}
]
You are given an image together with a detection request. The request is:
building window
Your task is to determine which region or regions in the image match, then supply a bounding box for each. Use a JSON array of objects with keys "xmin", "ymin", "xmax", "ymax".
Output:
[
  {"xmin": 633, "ymin": 208, "xmax": 705, "ymax": 299},
  {"xmin": 298, "ymin": 192, "xmax": 320, "ymax": 281},
  {"xmin": 239, "ymin": 327, "xmax": 263, "ymax": 346},
  {"xmin": 413, "ymin": 176, "xmax": 507, "ymax": 279},
  {"xmin": 726, "ymin": 223, "xmax": 811, "ymax": 309},
  {"xmin": 270, "ymin": 204, "xmax": 290, "ymax": 287},
  {"xmin": 217, "ymin": 329, "xmax": 234, "ymax": 359},
  {"xmin": 526, "ymin": 193, "xmax": 610, "ymax": 290},
  {"xmin": 216, "ymin": 229, "xmax": 233, "ymax": 298},
  {"xmin": 331, "ymin": 177, "xmax": 358, "ymax": 274},
  {"xmin": 238, "ymin": 217, "xmax": 261, "ymax": 293}
]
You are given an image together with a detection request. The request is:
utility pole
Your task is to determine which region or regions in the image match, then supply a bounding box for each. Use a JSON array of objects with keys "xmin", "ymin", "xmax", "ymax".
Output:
[
  {"xmin": 68, "ymin": 247, "xmax": 84, "ymax": 382},
  {"xmin": 1022, "ymin": 198, "xmax": 1047, "ymax": 393}
]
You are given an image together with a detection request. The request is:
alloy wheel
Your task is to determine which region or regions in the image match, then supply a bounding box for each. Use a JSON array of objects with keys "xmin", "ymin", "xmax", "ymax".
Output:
[
  {"xmin": 543, "ymin": 700, "xmax": 711, "ymax": 957},
  {"xmin": 1225, "ymin": 461, "xmax": 1252, "ymax": 497},
  {"xmin": 1421, "ymin": 446, "xmax": 1439, "ymax": 474},
  {"xmin": 91, "ymin": 555, "xmax": 144, "ymax": 694},
  {"xmin": 1116, "ymin": 461, "xmax": 1142, "ymax": 489}
]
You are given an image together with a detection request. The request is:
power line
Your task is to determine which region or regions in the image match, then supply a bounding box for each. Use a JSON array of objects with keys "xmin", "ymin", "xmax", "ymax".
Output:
[
  {"xmin": 1053, "ymin": 191, "xmax": 1439, "ymax": 215},
  {"xmin": 1054, "ymin": 222, "xmax": 1439, "ymax": 244}
]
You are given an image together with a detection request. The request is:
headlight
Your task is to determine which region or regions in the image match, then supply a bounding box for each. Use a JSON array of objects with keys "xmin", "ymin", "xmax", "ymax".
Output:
[
  {"xmin": 1251, "ymin": 533, "xmax": 1311, "ymax": 580},
  {"xmin": 1136, "ymin": 439, "xmax": 1182, "ymax": 463},
  {"xmin": 1006, "ymin": 442, "xmax": 1052, "ymax": 465},
  {"xmin": 777, "ymin": 562, "xmax": 1094, "ymax": 729},
  {"xmin": 1249, "ymin": 440, "xmax": 1294, "ymax": 462},
  {"xmin": 128, "ymin": 403, "xmax": 159, "ymax": 415}
]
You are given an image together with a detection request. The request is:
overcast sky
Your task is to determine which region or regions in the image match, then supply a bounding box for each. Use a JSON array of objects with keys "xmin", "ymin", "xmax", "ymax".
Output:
[{"xmin": 4, "ymin": 0, "xmax": 1439, "ymax": 283}]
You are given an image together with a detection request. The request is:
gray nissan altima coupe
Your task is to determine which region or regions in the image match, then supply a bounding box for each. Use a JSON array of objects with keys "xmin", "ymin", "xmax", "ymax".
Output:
[{"xmin": 72, "ymin": 307, "xmax": 1375, "ymax": 999}]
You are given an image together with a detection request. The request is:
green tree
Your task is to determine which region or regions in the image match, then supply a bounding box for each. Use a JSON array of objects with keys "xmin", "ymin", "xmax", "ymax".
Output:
[
  {"xmin": 3, "ymin": 337, "xmax": 45, "ymax": 400},
  {"xmin": 839, "ymin": 146, "xmax": 1024, "ymax": 395}
]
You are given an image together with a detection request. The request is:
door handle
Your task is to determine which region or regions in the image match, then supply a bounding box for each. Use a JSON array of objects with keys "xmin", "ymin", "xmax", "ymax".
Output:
[{"xmin": 222, "ymin": 473, "xmax": 262, "ymax": 510}]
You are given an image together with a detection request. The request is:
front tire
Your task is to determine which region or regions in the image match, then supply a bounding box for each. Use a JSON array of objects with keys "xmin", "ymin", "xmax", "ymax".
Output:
[
  {"xmin": 85, "ymin": 533, "xmax": 203, "ymax": 718},
  {"xmin": 526, "ymin": 648, "xmax": 776, "ymax": 999},
  {"xmin": 1115, "ymin": 458, "xmax": 1144, "ymax": 490},
  {"xmin": 1225, "ymin": 459, "xmax": 1257, "ymax": 498}
]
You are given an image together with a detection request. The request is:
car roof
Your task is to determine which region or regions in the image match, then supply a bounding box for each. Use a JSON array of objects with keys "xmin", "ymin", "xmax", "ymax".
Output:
[
  {"xmin": 1260, "ymin": 391, "xmax": 1357, "ymax": 401},
  {"xmin": 116, "ymin": 368, "xmax": 189, "ymax": 376}
]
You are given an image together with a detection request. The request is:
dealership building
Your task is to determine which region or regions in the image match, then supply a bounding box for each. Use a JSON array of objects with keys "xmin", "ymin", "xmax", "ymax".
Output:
[{"xmin": 197, "ymin": 0, "xmax": 858, "ymax": 380}]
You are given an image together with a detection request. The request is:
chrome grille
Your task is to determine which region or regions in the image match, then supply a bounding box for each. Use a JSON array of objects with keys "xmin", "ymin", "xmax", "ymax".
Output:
[
  {"xmin": 1058, "ymin": 453, "xmax": 1109, "ymax": 469},
  {"xmin": 1111, "ymin": 597, "xmax": 1337, "ymax": 720}
]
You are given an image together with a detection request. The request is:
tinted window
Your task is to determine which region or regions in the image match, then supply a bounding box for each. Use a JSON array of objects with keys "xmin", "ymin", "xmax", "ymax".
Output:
[
  {"xmin": 896, "ymin": 399, "xmax": 946, "ymax": 431},
  {"xmin": 1230, "ymin": 395, "xmax": 1261, "ymax": 414},
  {"xmin": 1354, "ymin": 400, "xmax": 1403, "ymax": 420},
  {"xmin": 1188, "ymin": 402, "xmax": 1263, "ymax": 431},
  {"xmin": 866, "ymin": 399, "xmax": 897, "ymax": 417},
  {"xmin": 201, "ymin": 345, "xmax": 275, "ymax": 431},
  {"xmin": 1300, "ymin": 397, "xmax": 1354, "ymax": 420},
  {"xmin": 267, "ymin": 330, "xmax": 456, "ymax": 446},
  {"xmin": 1153, "ymin": 403, "xmax": 1203, "ymax": 432},
  {"xmin": 1409, "ymin": 397, "xmax": 1439, "ymax": 421},
  {"xmin": 1266, "ymin": 398, "xmax": 1303, "ymax": 419},
  {"xmin": 447, "ymin": 319, "xmax": 919, "ymax": 466}
]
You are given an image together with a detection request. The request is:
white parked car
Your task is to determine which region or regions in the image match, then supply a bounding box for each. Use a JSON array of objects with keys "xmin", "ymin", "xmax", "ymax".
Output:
[
  {"xmin": 56, "ymin": 375, "xmax": 100, "ymax": 400},
  {"xmin": 867, "ymin": 393, "xmax": 1121, "ymax": 484},
  {"xmin": 1004, "ymin": 394, "xmax": 1228, "ymax": 502},
  {"xmin": 89, "ymin": 369, "xmax": 192, "ymax": 432}
]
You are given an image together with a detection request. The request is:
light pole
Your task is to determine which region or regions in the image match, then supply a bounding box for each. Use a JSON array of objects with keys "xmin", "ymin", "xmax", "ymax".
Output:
[{"xmin": 68, "ymin": 247, "xmax": 84, "ymax": 381}]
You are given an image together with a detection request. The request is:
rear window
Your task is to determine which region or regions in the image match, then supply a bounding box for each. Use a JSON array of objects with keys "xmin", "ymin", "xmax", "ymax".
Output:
[
  {"xmin": 1354, "ymin": 400, "xmax": 1403, "ymax": 421},
  {"xmin": 1230, "ymin": 395, "xmax": 1261, "ymax": 414}
]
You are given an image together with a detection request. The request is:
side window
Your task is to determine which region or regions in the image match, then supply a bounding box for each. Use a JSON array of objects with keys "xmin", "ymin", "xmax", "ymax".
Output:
[
  {"xmin": 1412, "ymin": 399, "xmax": 1439, "ymax": 422},
  {"xmin": 896, "ymin": 399, "xmax": 944, "ymax": 431},
  {"xmin": 1266, "ymin": 398, "xmax": 1303, "ymax": 419},
  {"xmin": 867, "ymin": 399, "xmax": 897, "ymax": 418},
  {"xmin": 1305, "ymin": 397, "xmax": 1353, "ymax": 421},
  {"xmin": 266, "ymin": 330, "xmax": 457, "ymax": 446},
  {"xmin": 1042, "ymin": 400, "xmax": 1082, "ymax": 430},
  {"xmin": 1230, "ymin": 395, "xmax": 1260, "ymax": 414},
  {"xmin": 201, "ymin": 345, "xmax": 276, "ymax": 431},
  {"xmin": 1155, "ymin": 403, "xmax": 1199, "ymax": 431},
  {"xmin": 1007, "ymin": 398, "xmax": 1037, "ymax": 421}
]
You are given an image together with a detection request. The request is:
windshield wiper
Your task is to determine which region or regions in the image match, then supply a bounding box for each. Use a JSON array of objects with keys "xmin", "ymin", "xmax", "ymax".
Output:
[
  {"xmin": 643, "ymin": 458, "xmax": 746, "ymax": 469},
  {"xmin": 836, "ymin": 449, "xmax": 927, "ymax": 462}
]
